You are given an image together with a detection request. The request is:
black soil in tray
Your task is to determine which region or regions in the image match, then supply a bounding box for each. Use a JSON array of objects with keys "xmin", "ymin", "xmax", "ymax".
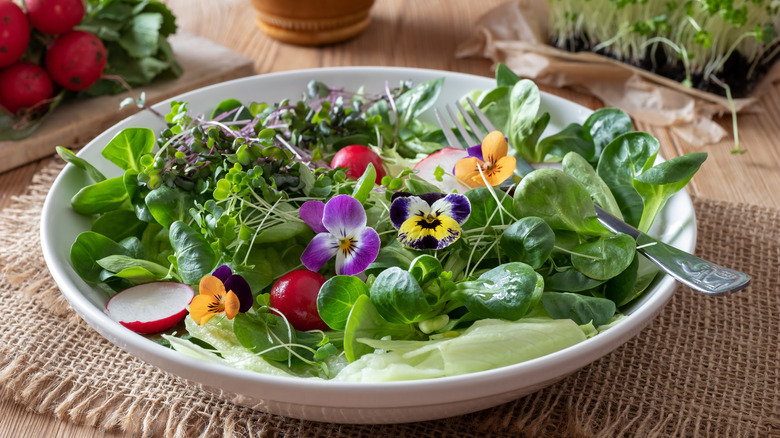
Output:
[{"xmin": 553, "ymin": 36, "xmax": 780, "ymax": 99}]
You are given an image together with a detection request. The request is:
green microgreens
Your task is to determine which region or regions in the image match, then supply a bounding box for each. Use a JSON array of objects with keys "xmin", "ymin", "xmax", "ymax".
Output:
[{"xmin": 548, "ymin": 0, "xmax": 779, "ymax": 87}]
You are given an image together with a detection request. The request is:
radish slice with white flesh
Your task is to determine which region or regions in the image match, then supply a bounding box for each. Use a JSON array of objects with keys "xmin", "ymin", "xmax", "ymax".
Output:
[
  {"xmin": 413, "ymin": 147, "xmax": 471, "ymax": 193},
  {"xmin": 105, "ymin": 282, "xmax": 194, "ymax": 334}
]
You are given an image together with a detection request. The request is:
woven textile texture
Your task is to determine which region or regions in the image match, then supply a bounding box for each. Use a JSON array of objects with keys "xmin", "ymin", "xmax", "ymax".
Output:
[{"xmin": 1, "ymin": 160, "xmax": 778, "ymax": 438}]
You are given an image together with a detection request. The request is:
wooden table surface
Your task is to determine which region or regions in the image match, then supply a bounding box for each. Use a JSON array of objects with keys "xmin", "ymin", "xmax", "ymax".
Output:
[{"xmin": 1, "ymin": 0, "xmax": 778, "ymax": 436}]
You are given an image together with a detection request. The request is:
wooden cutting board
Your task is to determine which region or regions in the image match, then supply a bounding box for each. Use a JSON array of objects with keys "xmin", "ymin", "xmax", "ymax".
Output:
[{"xmin": 0, "ymin": 32, "xmax": 255, "ymax": 173}]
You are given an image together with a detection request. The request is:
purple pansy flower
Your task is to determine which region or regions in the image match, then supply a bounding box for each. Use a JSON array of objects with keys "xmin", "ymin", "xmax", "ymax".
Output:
[
  {"xmin": 299, "ymin": 195, "xmax": 380, "ymax": 276},
  {"xmin": 389, "ymin": 192, "xmax": 471, "ymax": 250},
  {"xmin": 211, "ymin": 265, "xmax": 253, "ymax": 312}
]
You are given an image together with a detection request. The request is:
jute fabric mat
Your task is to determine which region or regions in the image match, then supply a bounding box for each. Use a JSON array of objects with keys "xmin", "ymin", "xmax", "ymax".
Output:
[{"xmin": 1, "ymin": 160, "xmax": 778, "ymax": 438}]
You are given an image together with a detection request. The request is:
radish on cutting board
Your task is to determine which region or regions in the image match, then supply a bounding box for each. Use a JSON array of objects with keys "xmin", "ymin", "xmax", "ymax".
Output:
[
  {"xmin": 24, "ymin": 0, "xmax": 85, "ymax": 35},
  {"xmin": 0, "ymin": 61, "xmax": 54, "ymax": 114},
  {"xmin": 0, "ymin": 2, "xmax": 31, "ymax": 68},
  {"xmin": 45, "ymin": 30, "xmax": 107, "ymax": 91},
  {"xmin": 105, "ymin": 282, "xmax": 194, "ymax": 334}
]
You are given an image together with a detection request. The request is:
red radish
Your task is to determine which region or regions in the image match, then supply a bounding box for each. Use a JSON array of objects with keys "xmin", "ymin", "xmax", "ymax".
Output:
[
  {"xmin": 269, "ymin": 269, "xmax": 329, "ymax": 332},
  {"xmin": 45, "ymin": 30, "xmax": 106, "ymax": 91},
  {"xmin": 0, "ymin": 2, "xmax": 30, "ymax": 68},
  {"xmin": 0, "ymin": 61, "xmax": 54, "ymax": 114},
  {"xmin": 330, "ymin": 145, "xmax": 387, "ymax": 184},
  {"xmin": 24, "ymin": 0, "xmax": 85, "ymax": 35},
  {"xmin": 105, "ymin": 282, "xmax": 195, "ymax": 334},
  {"xmin": 413, "ymin": 147, "xmax": 470, "ymax": 193}
]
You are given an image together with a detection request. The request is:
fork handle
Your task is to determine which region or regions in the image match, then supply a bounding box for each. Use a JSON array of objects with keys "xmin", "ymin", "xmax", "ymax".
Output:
[
  {"xmin": 595, "ymin": 206, "xmax": 751, "ymax": 295},
  {"xmin": 637, "ymin": 234, "xmax": 751, "ymax": 295}
]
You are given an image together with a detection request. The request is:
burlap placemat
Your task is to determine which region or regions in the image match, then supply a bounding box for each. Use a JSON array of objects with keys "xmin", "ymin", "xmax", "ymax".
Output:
[{"xmin": 1, "ymin": 160, "xmax": 778, "ymax": 437}]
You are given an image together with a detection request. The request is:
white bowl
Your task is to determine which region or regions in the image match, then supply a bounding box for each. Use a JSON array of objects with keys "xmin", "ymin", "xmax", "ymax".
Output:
[{"xmin": 40, "ymin": 66, "xmax": 695, "ymax": 424}]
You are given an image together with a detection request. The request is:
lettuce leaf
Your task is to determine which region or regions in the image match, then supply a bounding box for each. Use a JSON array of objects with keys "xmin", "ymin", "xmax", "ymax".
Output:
[
  {"xmin": 333, "ymin": 317, "xmax": 587, "ymax": 382},
  {"xmin": 165, "ymin": 316, "xmax": 296, "ymax": 377}
]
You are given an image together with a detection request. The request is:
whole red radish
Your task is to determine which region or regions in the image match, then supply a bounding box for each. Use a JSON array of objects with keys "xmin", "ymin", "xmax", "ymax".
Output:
[
  {"xmin": 105, "ymin": 282, "xmax": 195, "ymax": 334},
  {"xmin": 269, "ymin": 269, "xmax": 329, "ymax": 332},
  {"xmin": 330, "ymin": 145, "xmax": 387, "ymax": 184},
  {"xmin": 0, "ymin": 2, "xmax": 30, "ymax": 68},
  {"xmin": 24, "ymin": 0, "xmax": 85, "ymax": 35},
  {"xmin": 0, "ymin": 61, "xmax": 54, "ymax": 114},
  {"xmin": 45, "ymin": 30, "xmax": 106, "ymax": 91}
]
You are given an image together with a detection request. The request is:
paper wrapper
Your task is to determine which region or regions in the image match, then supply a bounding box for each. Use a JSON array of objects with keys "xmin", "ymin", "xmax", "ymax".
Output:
[{"xmin": 457, "ymin": 0, "xmax": 780, "ymax": 146}]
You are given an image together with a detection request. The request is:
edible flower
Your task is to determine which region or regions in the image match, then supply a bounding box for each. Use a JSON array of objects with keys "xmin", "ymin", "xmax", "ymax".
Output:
[
  {"xmin": 300, "ymin": 195, "xmax": 380, "ymax": 275},
  {"xmin": 190, "ymin": 275, "xmax": 240, "ymax": 326},
  {"xmin": 189, "ymin": 265, "xmax": 253, "ymax": 325},
  {"xmin": 453, "ymin": 130, "xmax": 516, "ymax": 188},
  {"xmin": 210, "ymin": 265, "xmax": 254, "ymax": 312},
  {"xmin": 390, "ymin": 192, "xmax": 471, "ymax": 250}
]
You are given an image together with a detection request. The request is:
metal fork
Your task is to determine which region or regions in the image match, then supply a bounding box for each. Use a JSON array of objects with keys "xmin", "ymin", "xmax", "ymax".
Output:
[{"xmin": 435, "ymin": 97, "xmax": 751, "ymax": 295}]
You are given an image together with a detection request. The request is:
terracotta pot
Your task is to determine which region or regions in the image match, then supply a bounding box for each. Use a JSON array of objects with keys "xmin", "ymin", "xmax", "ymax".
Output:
[{"xmin": 250, "ymin": 0, "xmax": 375, "ymax": 45}]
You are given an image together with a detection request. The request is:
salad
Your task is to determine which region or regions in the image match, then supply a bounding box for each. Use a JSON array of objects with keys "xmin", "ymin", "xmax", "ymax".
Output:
[{"xmin": 59, "ymin": 64, "xmax": 706, "ymax": 382}]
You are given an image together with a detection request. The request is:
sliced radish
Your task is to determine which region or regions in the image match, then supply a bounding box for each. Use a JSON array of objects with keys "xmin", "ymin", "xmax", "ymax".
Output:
[
  {"xmin": 413, "ymin": 147, "xmax": 470, "ymax": 193},
  {"xmin": 105, "ymin": 282, "xmax": 194, "ymax": 334}
]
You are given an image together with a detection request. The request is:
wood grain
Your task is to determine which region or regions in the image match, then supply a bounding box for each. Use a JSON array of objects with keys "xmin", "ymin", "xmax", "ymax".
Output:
[
  {"xmin": 1, "ymin": 0, "xmax": 778, "ymax": 436},
  {"xmin": 0, "ymin": 399, "xmax": 127, "ymax": 438}
]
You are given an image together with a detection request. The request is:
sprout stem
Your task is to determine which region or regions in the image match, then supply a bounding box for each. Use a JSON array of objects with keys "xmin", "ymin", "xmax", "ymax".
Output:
[{"xmin": 710, "ymin": 76, "xmax": 744, "ymax": 155}]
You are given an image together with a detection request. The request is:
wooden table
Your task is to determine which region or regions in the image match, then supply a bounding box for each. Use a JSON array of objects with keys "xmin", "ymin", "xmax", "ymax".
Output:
[{"xmin": 1, "ymin": 0, "xmax": 777, "ymax": 436}]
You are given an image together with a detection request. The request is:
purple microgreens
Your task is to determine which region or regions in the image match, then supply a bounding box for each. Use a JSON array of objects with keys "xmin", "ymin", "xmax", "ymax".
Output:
[
  {"xmin": 211, "ymin": 106, "xmax": 241, "ymax": 123},
  {"xmin": 308, "ymin": 88, "xmax": 358, "ymax": 113},
  {"xmin": 300, "ymin": 195, "xmax": 380, "ymax": 276},
  {"xmin": 274, "ymin": 134, "xmax": 308, "ymax": 163},
  {"xmin": 389, "ymin": 193, "xmax": 471, "ymax": 250},
  {"xmin": 262, "ymin": 104, "xmax": 299, "ymax": 130}
]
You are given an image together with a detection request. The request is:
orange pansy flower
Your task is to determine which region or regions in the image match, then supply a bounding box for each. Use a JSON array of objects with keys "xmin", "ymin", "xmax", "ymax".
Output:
[
  {"xmin": 453, "ymin": 131, "xmax": 516, "ymax": 188},
  {"xmin": 189, "ymin": 275, "xmax": 241, "ymax": 326}
]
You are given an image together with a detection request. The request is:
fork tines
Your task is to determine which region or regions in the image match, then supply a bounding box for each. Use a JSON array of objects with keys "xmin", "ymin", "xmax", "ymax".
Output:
[{"xmin": 435, "ymin": 97, "xmax": 497, "ymax": 149}]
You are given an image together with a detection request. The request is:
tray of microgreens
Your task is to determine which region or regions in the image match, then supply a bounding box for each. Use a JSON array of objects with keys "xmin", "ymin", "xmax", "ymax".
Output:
[
  {"xmin": 548, "ymin": 0, "xmax": 778, "ymax": 98},
  {"xmin": 55, "ymin": 64, "xmax": 706, "ymax": 382}
]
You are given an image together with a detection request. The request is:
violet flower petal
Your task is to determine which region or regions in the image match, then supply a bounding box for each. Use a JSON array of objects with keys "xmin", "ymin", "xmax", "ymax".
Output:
[
  {"xmin": 300, "ymin": 233, "xmax": 339, "ymax": 272},
  {"xmin": 391, "ymin": 192, "xmax": 444, "ymax": 205},
  {"xmin": 390, "ymin": 191, "xmax": 414, "ymax": 202},
  {"xmin": 430, "ymin": 193, "xmax": 471, "ymax": 225},
  {"xmin": 299, "ymin": 201, "xmax": 327, "ymax": 234},
  {"xmin": 224, "ymin": 274, "xmax": 253, "ymax": 313},
  {"xmin": 467, "ymin": 144, "xmax": 484, "ymax": 161},
  {"xmin": 389, "ymin": 196, "xmax": 432, "ymax": 230},
  {"xmin": 335, "ymin": 227, "xmax": 381, "ymax": 276},
  {"xmin": 418, "ymin": 192, "xmax": 446, "ymax": 206},
  {"xmin": 452, "ymin": 145, "xmax": 485, "ymax": 174},
  {"xmin": 212, "ymin": 265, "xmax": 232, "ymax": 283},
  {"xmin": 322, "ymin": 195, "xmax": 367, "ymax": 238}
]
